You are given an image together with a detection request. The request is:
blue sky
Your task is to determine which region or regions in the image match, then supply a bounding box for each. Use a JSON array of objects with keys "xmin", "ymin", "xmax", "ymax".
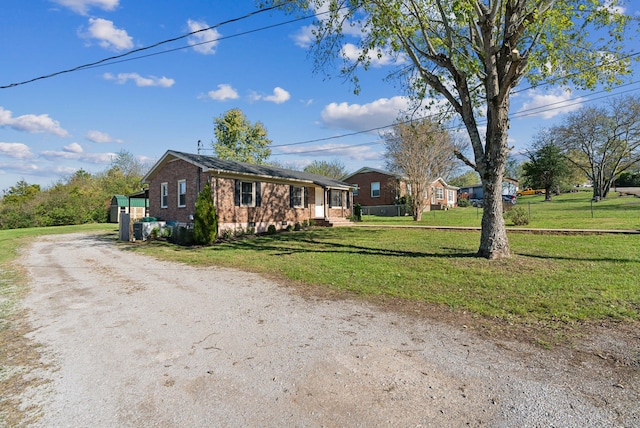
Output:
[{"xmin": 1, "ymin": 0, "xmax": 639, "ymax": 192}]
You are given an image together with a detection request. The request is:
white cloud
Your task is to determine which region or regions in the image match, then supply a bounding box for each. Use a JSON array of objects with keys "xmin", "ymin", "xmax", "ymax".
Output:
[
  {"xmin": 51, "ymin": 0, "xmax": 119, "ymax": 15},
  {"xmin": 204, "ymin": 84, "xmax": 239, "ymax": 101},
  {"xmin": 603, "ymin": 0, "xmax": 625, "ymax": 14},
  {"xmin": 517, "ymin": 89, "xmax": 584, "ymax": 119},
  {"xmin": 86, "ymin": 130, "xmax": 123, "ymax": 143},
  {"xmin": 103, "ymin": 72, "xmax": 175, "ymax": 87},
  {"xmin": 341, "ymin": 43, "xmax": 404, "ymax": 67},
  {"xmin": 41, "ymin": 144, "xmax": 116, "ymax": 164},
  {"xmin": 0, "ymin": 142, "xmax": 34, "ymax": 159},
  {"xmin": 320, "ymin": 96, "xmax": 411, "ymax": 132},
  {"xmin": 0, "ymin": 107, "xmax": 69, "ymax": 137},
  {"xmin": 263, "ymin": 87, "xmax": 291, "ymax": 104},
  {"xmin": 82, "ymin": 18, "xmax": 133, "ymax": 51},
  {"xmin": 187, "ymin": 19, "xmax": 221, "ymax": 55},
  {"xmin": 292, "ymin": 25, "xmax": 315, "ymax": 48}
]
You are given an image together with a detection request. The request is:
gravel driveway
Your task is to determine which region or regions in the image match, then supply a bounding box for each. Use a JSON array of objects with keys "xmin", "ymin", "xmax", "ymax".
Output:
[{"xmin": 19, "ymin": 233, "xmax": 639, "ymax": 427}]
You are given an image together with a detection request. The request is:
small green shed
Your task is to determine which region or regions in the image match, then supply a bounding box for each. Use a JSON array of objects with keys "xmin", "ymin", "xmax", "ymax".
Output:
[{"xmin": 109, "ymin": 194, "xmax": 148, "ymax": 223}]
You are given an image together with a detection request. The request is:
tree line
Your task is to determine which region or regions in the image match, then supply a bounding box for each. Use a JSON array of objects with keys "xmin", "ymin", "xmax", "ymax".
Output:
[{"xmin": 0, "ymin": 151, "xmax": 147, "ymax": 230}]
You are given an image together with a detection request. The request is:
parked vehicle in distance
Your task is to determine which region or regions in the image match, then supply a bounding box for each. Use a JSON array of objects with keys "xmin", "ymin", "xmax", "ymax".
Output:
[
  {"xmin": 516, "ymin": 188, "xmax": 545, "ymax": 196},
  {"xmin": 502, "ymin": 194, "xmax": 517, "ymax": 204}
]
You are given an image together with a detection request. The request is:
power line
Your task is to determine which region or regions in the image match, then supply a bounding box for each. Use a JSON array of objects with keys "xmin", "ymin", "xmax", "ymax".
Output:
[{"xmin": 0, "ymin": 1, "xmax": 300, "ymax": 89}]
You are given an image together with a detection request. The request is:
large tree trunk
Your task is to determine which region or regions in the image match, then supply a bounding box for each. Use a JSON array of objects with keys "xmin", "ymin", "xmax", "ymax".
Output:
[{"xmin": 476, "ymin": 96, "xmax": 511, "ymax": 259}]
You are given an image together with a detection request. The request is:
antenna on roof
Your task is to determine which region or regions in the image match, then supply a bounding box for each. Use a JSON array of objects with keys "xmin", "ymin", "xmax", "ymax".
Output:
[{"xmin": 197, "ymin": 139, "xmax": 202, "ymax": 155}]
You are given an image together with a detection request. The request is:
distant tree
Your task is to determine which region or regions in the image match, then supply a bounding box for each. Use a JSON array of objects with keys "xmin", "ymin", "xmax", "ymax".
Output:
[
  {"xmin": 556, "ymin": 96, "xmax": 640, "ymax": 199},
  {"xmin": 522, "ymin": 131, "xmax": 570, "ymax": 201},
  {"xmin": 213, "ymin": 108, "xmax": 272, "ymax": 164},
  {"xmin": 2, "ymin": 179, "xmax": 41, "ymax": 204},
  {"xmin": 448, "ymin": 170, "xmax": 480, "ymax": 187},
  {"xmin": 384, "ymin": 117, "xmax": 459, "ymax": 221},
  {"xmin": 303, "ymin": 159, "xmax": 348, "ymax": 179},
  {"xmin": 193, "ymin": 181, "xmax": 217, "ymax": 245}
]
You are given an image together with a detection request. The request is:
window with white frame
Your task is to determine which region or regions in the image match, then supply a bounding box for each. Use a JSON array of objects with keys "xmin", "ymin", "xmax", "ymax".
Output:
[
  {"xmin": 371, "ymin": 182, "xmax": 380, "ymax": 198},
  {"xmin": 160, "ymin": 182, "xmax": 168, "ymax": 208},
  {"xmin": 178, "ymin": 180, "xmax": 186, "ymax": 207},
  {"xmin": 292, "ymin": 186, "xmax": 304, "ymax": 208},
  {"xmin": 331, "ymin": 190, "xmax": 343, "ymax": 207},
  {"xmin": 241, "ymin": 181, "xmax": 255, "ymax": 207},
  {"xmin": 352, "ymin": 185, "xmax": 358, "ymax": 196},
  {"xmin": 447, "ymin": 190, "xmax": 455, "ymax": 203},
  {"xmin": 436, "ymin": 187, "xmax": 444, "ymax": 199}
]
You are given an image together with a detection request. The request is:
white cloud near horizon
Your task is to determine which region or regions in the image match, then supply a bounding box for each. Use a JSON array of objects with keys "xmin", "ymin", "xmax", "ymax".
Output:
[
  {"xmin": 187, "ymin": 19, "xmax": 221, "ymax": 55},
  {"xmin": 86, "ymin": 130, "xmax": 124, "ymax": 143},
  {"xmin": 41, "ymin": 143, "xmax": 116, "ymax": 164},
  {"xmin": 103, "ymin": 72, "xmax": 175, "ymax": 87},
  {"xmin": 0, "ymin": 107, "xmax": 69, "ymax": 137},
  {"xmin": 204, "ymin": 84, "xmax": 239, "ymax": 101},
  {"xmin": 320, "ymin": 96, "xmax": 411, "ymax": 132},
  {"xmin": 0, "ymin": 142, "xmax": 34, "ymax": 159},
  {"xmin": 81, "ymin": 18, "xmax": 133, "ymax": 51},
  {"xmin": 51, "ymin": 0, "xmax": 119, "ymax": 15},
  {"xmin": 517, "ymin": 89, "xmax": 584, "ymax": 119}
]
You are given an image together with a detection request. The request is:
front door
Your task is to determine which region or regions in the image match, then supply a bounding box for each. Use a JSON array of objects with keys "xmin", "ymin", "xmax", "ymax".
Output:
[{"xmin": 314, "ymin": 187, "xmax": 324, "ymax": 218}]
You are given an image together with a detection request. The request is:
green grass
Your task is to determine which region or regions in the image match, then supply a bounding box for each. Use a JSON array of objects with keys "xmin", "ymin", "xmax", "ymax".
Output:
[
  {"xmin": 363, "ymin": 190, "xmax": 640, "ymax": 230},
  {"xmin": 128, "ymin": 226, "xmax": 640, "ymax": 328}
]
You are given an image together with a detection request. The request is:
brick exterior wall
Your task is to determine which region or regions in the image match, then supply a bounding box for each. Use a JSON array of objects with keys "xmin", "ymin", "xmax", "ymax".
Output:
[
  {"xmin": 148, "ymin": 158, "xmax": 352, "ymax": 234},
  {"xmin": 347, "ymin": 171, "xmax": 400, "ymax": 206}
]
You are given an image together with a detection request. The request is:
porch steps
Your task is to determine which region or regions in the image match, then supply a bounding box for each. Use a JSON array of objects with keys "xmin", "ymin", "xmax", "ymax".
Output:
[{"xmin": 315, "ymin": 217, "xmax": 354, "ymax": 227}]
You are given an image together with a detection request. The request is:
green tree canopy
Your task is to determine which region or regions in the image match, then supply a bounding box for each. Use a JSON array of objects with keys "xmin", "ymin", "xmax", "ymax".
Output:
[
  {"xmin": 303, "ymin": 159, "xmax": 349, "ymax": 179},
  {"xmin": 266, "ymin": 0, "xmax": 637, "ymax": 258},
  {"xmin": 522, "ymin": 131, "xmax": 570, "ymax": 201},
  {"xmin": 213, "ymin": 108, "xmax": 272, "ymax": 164}
]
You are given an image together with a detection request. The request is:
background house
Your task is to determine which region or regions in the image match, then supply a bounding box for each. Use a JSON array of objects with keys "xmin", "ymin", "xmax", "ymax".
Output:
[
  {"xmin": 458, "ymin": 177, "xmax": 519, "ymax": 204},
  {"xmin": 343, "ymin": 167, "xmax": 458, "ymax": 216},
  {"xmin": 142, "ymin": 151, "xmax": 353, "ymax": 234}
]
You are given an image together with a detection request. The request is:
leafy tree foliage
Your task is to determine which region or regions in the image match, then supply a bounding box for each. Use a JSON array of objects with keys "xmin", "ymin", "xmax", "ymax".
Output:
[
  {"xmin": 384, "ymin": 117, "xmax": 459, "ymax": 221},
  {"xmin": 449, "ymin": 170, "xmax": 481, "ymax": 187},
  {"xmin": 522, "ymin": 132, "xmax": 570, "ymax": 201},
  {"xmin": 193, "ymin": 181, "xmax": 218, "ymax": 245},
  {"xmin": 303, "ymin": 159, "xmax": 349, "ymax": 179},
  {"xmin": 555, "ymin": 95, "xmax": 640, "ymax": 199},
  {"xmin": 266, "ymin": 0, "xmax": 636, "ymax": 258},
  {"xmin": 0, "ymin": 150, "xmax": 146, "ymax": 230},
  {"xmin": 213, "ymin": 108, "xmax": 272, "ymax": 164}
]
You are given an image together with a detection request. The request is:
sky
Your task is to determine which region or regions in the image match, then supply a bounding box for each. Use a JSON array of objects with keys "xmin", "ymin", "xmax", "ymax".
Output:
[{"xmin": 1, "ymin": 0, "xmax": 639, "ymax": 192}]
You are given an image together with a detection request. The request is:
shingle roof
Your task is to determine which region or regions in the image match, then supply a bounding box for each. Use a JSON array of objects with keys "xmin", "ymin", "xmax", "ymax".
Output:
[{"xmin": 144, "ymin": 150, "xmax": 353, "ymax": 190}]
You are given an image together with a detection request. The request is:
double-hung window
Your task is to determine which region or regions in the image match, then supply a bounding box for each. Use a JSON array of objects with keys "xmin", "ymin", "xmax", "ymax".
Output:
[
  {"xmin": 178, "ymin": 180, "xmax": 186, "ymax": 207},
  {"xmin": 436, "ymin": 187, "xmax": 444, "ymax": 200},
  {"xmin": 371, "ymin": 182, "xmax": 380, "ymax": 198},
  {"xmin": 241, "ymin": 181, "xmax": 255, "ymax": 207},
  {"xmin": 160, "ymin": 182, "xmax": 168, "ymax": 208},
  {"xmin": 331, "ymin": 190, "xmax": 342, "ymax": 207},
  {"xmin": 291, "ymin": 186, "xmax": 304, "ymax": 208}
]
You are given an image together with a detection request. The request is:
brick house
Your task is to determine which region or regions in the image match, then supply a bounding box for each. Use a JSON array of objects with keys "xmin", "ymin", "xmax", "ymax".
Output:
[
  {"xmin": 142, "ymin": 150, "xmax": 354, "ymax": 234},
  {"xmin": 343, "ymin": 167, "xmax": 458, "ymax": 215}
]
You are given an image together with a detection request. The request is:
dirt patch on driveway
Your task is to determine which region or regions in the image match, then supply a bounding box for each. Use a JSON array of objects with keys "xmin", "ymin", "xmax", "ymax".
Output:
[{"xmin": 8, "ymin": 233, "xmax": 640, "ymax": 426}]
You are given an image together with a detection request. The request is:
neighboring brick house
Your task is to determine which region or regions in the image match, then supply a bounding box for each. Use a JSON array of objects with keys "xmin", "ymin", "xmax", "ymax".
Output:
[
  {"xmin": 343, "ymin": 167, "xmax": 458, "ymax": 215},
  {"xmin": 141, "ymin": 150, "xmax": 353, "ymax": 234}
]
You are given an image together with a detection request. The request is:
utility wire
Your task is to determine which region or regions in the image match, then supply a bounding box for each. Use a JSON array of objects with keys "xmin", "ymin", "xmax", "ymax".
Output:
[{"xmin": 0, "ymin": 1, "xmax": 298, "ymax": 89}]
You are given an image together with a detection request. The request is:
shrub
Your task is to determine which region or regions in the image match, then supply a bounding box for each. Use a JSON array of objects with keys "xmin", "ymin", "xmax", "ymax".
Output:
[
  {"xmin": 458, "ymin": 198, "xmax": 470, "ymax": 207},
  {"xmin": 267, "ymin": 224, "xmax": 277, "ymax": 235},
  {"xmin": 193, "ymin": 181, "xmax": 217, "ymax": 245},
  {"xmin": 308, "ymin": 219, "xmax": 315, "ymax": 227},
  {"xmin": 353, "ymin": 203, "xmax": 362, "ymax": 221},
  {"xmin": 294, "ymin": 222, "xmax": 302, "ymax": 231},
  {"xmin": 504, "ymin": 206, "xmax": 529, "ymax": 226}
]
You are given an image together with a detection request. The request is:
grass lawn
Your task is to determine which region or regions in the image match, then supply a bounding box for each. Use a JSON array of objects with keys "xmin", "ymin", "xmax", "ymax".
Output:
[
  {"xmin": 128, "ymin": 226, "xmax": 640, "ymax": 333},
  {"xmin": 363, "ymin": 190, "xmax": 640, "ymax": 230}
]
